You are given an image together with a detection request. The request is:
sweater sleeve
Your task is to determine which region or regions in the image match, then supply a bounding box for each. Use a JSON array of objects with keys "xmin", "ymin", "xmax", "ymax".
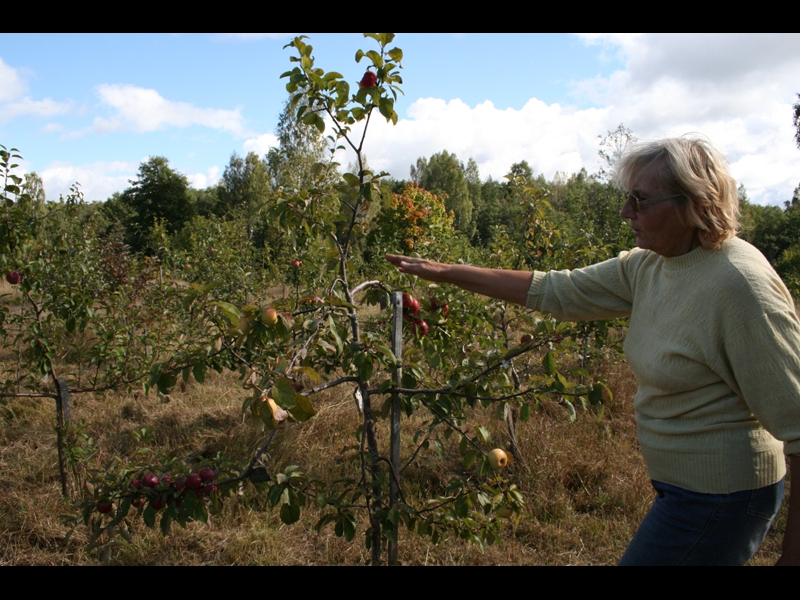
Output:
[
  {"xmin": 526, "ymin": 251, "xmax": 637, "ymax": 321},
  {"xmin": 722, "ymin": 309, "xmax": 800, "ymax": 457}
]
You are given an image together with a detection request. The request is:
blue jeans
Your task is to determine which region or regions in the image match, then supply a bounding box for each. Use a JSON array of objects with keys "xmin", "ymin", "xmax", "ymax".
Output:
[{"xmin": 618, "ymin": 479, "xmax": 784, "ymax": 566}]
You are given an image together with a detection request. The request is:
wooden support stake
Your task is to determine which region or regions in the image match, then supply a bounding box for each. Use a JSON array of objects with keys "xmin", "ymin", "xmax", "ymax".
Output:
[
  {"xmin": 54, "ymin": 376, "xmax": 71, "ymax": 498},
  {"xmin": 389, "ymin": 291, "xmax": 403, "ymax": 565}
]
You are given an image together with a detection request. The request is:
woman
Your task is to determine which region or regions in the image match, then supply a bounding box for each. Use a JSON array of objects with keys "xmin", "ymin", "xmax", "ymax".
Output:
[{"xmin": 386, "ymin": 136, "xmax": 800, "ymax": 565}]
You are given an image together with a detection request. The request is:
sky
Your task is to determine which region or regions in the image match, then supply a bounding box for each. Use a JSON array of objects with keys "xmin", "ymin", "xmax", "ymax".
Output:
[{"xmin": 1, "ymin": 33, "xmax": 799, "ymax": 206}]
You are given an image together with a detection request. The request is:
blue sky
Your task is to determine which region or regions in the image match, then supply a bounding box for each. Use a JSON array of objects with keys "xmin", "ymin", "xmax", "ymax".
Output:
[{"xmin": 2, "ymin": 33, "xmax": 799, "ymax": 205}]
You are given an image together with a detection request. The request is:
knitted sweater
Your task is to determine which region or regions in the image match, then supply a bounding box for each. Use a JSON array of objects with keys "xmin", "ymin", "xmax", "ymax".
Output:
[{"xmin": 526, "ymin": 237, "xmax": 800, "ymax": 493}]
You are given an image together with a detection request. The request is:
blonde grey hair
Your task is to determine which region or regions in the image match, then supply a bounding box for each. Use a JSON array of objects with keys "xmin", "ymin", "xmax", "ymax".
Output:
[{"xmin": 615, "ymin": 135, "xmax": 739, "ymax": 250}]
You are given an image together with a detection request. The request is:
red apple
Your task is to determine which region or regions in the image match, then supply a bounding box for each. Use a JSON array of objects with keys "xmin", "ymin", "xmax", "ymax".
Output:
[
  {"xmin": 96, "ymin": 501, "xmax": 113, "ymax": 514},
  {"xmin": 441, "ymin": 304, "xmax": 449, "ymax": 317},
  {"xmin": 359, "ymin": 71, "xmax": 377, "ymax": 88},
  {"xmin": 412, "ymin": 319, "xmax": 429, "ymax": 336},
  {"xmin": 186, "ymin": 473, "xmax": 203, "ymax": 490},
  {"xmin": 520, "ymin": 334, "xmax": 533, "ymax": 344},
  {"xmin": 6, "ymin": 271, "xmax": 20, "ymax": 285},
  {"xmin": 142, "ymin": 473, "xmax": 159, "ymax": 488},
  {"xmin": 200, "ymin": 468, "xmax": 215, "ymax": 482},
  {"xmin": 132, "ymin": 497, "xmax": 145, "ymax": 508}
]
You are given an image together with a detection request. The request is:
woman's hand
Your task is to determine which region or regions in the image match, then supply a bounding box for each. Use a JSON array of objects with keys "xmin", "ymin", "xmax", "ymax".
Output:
[
  {"xmin": 385, "ymin": 254, "xmax": 449, "ymax": 283},
  {"xmin": 385, "ymin": 253, "xmax": 534, "ymax": 307}
]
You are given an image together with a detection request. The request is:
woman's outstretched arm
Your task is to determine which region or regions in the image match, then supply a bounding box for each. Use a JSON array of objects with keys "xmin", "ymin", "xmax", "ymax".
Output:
[{"xmin": 385, "ymin": 254, "xmax": 534, "ymax": 307}]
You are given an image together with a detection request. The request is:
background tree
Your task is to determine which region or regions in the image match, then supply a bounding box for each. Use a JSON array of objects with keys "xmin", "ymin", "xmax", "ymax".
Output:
[
  {"xmin": 21, "ymin": 171, "xmax": 46, "ymax": 206},
  {"xmin": 412, "ymin": 150, "xmax": 474, "ymax": 237},
  {"xmin": 596, "ymin": 124, "xmax": 637, "ymax": 183},
  {"xmin": 217, "ymin": 151, "xmax": 271, "ymax": 240},
  {"xmin": 267, "ymin": 96, "xmax": 332, "ymax": 191},
  {"xmin": 118, "ymin": 156, "xmax": 195, "ymax": 253}
]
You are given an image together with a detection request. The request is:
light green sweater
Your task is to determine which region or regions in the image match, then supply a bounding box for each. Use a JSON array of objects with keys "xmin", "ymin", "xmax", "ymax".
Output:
[{"xmin": 527, "ymin": 237, "xmax": 800, "ymax": 493}]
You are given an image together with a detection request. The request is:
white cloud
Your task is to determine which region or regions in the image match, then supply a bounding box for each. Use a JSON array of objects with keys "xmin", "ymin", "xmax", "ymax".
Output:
[
  {"xmin": 335, "ymin": 97, "xmax": 614, "ymax": 186},
  {"xmin": 243, "ymin": 132, "xmax": 280, "ymax": 156},
  {"xmin": 39, "ymin": 122, "xmax": 65, "ymax": 134},
  {"xmin": 568, "ymin": 33, "xmax": 800, "ymax": 204},
  {"xmin": 188, "ymin": 165, "xmax": 220, "ymax": 189},
  {"xmin": 334, "ymin": 34, "xmax": 800, "ymax": 206},
  {"xmin": 40, "ymin": 160, "xmax": 139, "ymax": 202},
  {"xmin": 88, "ymin": 84, "xmax": 254, "ymax": 138},
  {"xmin": 0, "ymin": 57, "xmax": 72, "ymax": 123},
  {"xmin": 0, "ymin": 96, "xmax": 72, "ymax": 123},
  {"xmin": 0, "ymin": 57, "xmax": 27, "ymax": 102}
]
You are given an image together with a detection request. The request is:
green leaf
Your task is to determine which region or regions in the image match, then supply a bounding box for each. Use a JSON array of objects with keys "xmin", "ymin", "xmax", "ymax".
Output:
[
  {"xmin": 474, "ymin": 425, "xmax": 491, "ymax": 445},
  {"xmin": 272, "ymin": 378, "xmax": 298, "ymax": 408},
  {"xmin": 193, "ymin": 362, "xmax": 206, "ymax": 384},
  {"xmin": 324, "ymin": 295, "xmax": 357, "ymax": 309},
  {"xmin": 464, "ymin": 450, "xmax": 478, "ymax": 468},
  {"xmin": 589, "ymin": 383, "xmax": 604, "ymax": 405},
  {"xmin": 160, "ymin": 510, "xmax": 172, "ymax": 535},
  {"xmin": 143, "ymin": 505, "xmax": 155, "ymax": 528},
  {"xmin": 157, "ymin": 372, "xmax": 177, "ymax": 395},
  {"xmin": 268, "ymin": 484, "xmax": 283, "ymax": 508},
  {"xmin": 388, "ymin": 47, "xmax": 403, "ymax": 62},
  {"xmin": 290, "ymin": 393, "xmax": 316, "ymax": 422},
  {"xmin": 542, "ymin": 351, "xmax": 556, "ymax": 375},
  {"xmin": 342, "ymin": 514, "xmax": 356, "ymax": 541},
  {"xmin": 297, "ymin": 366, "xmax": 320, "ymax": 384},
  {"xmin": 342, "ymin": 173, "xmax": 360, "ymax": 187},
  {"xmin": 358, "ymin": 356, "xmax": 373, "ymax": 382},
  {"xmin": 280, "ymin": 502, "xmax": 301, "ymax": 525},
  {"xmin": 214, "ymin": 301, "xmax": 241, "ymax": 326},
  {"xmin": 365, "ymin": 50, "xmax": 383, "ymax": 68}
]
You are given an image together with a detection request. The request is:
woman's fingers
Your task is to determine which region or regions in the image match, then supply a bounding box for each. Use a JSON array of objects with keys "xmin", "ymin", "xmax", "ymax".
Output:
[{"xmin": 385, "ymin": 254, "xmax": 441, "ymax": 281}]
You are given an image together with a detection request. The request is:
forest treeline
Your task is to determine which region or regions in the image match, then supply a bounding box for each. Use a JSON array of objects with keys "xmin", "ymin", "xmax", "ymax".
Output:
[{"xmin": 20, "ymin": 107, "xmax": 800, "ymax": 297}]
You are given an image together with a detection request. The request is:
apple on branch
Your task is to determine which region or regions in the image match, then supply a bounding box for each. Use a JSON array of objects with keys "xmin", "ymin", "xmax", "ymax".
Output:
[
  {"xmin": 488, "ymin": 448, "xmax": 509, "ymax": 470},
  {"xmin": 260, "ymin": 306, "xmax": 278, "ymax": 327},
  {"xmin": 359, "ymin": 71, "xmax": 377, "ymax": 88}
]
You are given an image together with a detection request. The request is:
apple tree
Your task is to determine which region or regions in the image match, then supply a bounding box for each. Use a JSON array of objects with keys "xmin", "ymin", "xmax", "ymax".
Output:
[{"xmin": 63, "ymin": 34, "xmax": 617, "ymax": 565}]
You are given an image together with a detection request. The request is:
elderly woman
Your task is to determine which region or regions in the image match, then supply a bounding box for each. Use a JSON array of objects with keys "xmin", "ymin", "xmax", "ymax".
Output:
[{"xmin": 386, "ymin": 136, "xmax": 800, "ymax": 565}]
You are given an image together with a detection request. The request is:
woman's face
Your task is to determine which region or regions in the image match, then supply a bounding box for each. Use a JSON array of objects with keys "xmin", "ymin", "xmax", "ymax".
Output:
[{"xmin": 619, "ymin": 162, "xmax": 699, "ymax": 257}]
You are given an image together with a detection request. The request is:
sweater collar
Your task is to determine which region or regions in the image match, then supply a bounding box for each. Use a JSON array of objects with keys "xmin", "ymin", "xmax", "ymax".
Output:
[{"xmin": 660, "ymin": 244, "xmax": 716, "ymax": 270}]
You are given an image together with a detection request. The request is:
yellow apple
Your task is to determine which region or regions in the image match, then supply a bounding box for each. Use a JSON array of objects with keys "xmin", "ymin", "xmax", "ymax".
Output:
[
  {"xmin": 260, "ymin": 306, "xmax": 278, "ymax": 326},
  {"xmin": 488, "ymin": 448, "xmax": 509, "ymax": 470},
  {"xmin": 238, "ymin": 316, "xmax": 252, "ymax": 335}
]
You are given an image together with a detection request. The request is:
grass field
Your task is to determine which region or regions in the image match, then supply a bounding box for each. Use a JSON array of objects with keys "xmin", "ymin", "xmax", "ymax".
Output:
[{"xmin": 0, "ymin": 352, "xmax": 788, "ymax": 565}]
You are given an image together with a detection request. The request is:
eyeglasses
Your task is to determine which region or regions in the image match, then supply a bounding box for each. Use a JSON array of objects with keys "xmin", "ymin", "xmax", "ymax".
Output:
[{"xmin": 624, "ymin": 192, "xmax": 684, "ymax": 212}]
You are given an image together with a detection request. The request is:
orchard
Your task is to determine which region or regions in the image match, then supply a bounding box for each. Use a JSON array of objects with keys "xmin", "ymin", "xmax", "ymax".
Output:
[{"xmin": 7, "ymin": 34, "xmax": 782, "ymax": 566}]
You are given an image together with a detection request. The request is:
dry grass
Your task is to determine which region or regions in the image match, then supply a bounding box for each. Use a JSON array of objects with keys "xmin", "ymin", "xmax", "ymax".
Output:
[{"xmin": 0, "ymin": 355, "xmax": 789, "ymax": 565}]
